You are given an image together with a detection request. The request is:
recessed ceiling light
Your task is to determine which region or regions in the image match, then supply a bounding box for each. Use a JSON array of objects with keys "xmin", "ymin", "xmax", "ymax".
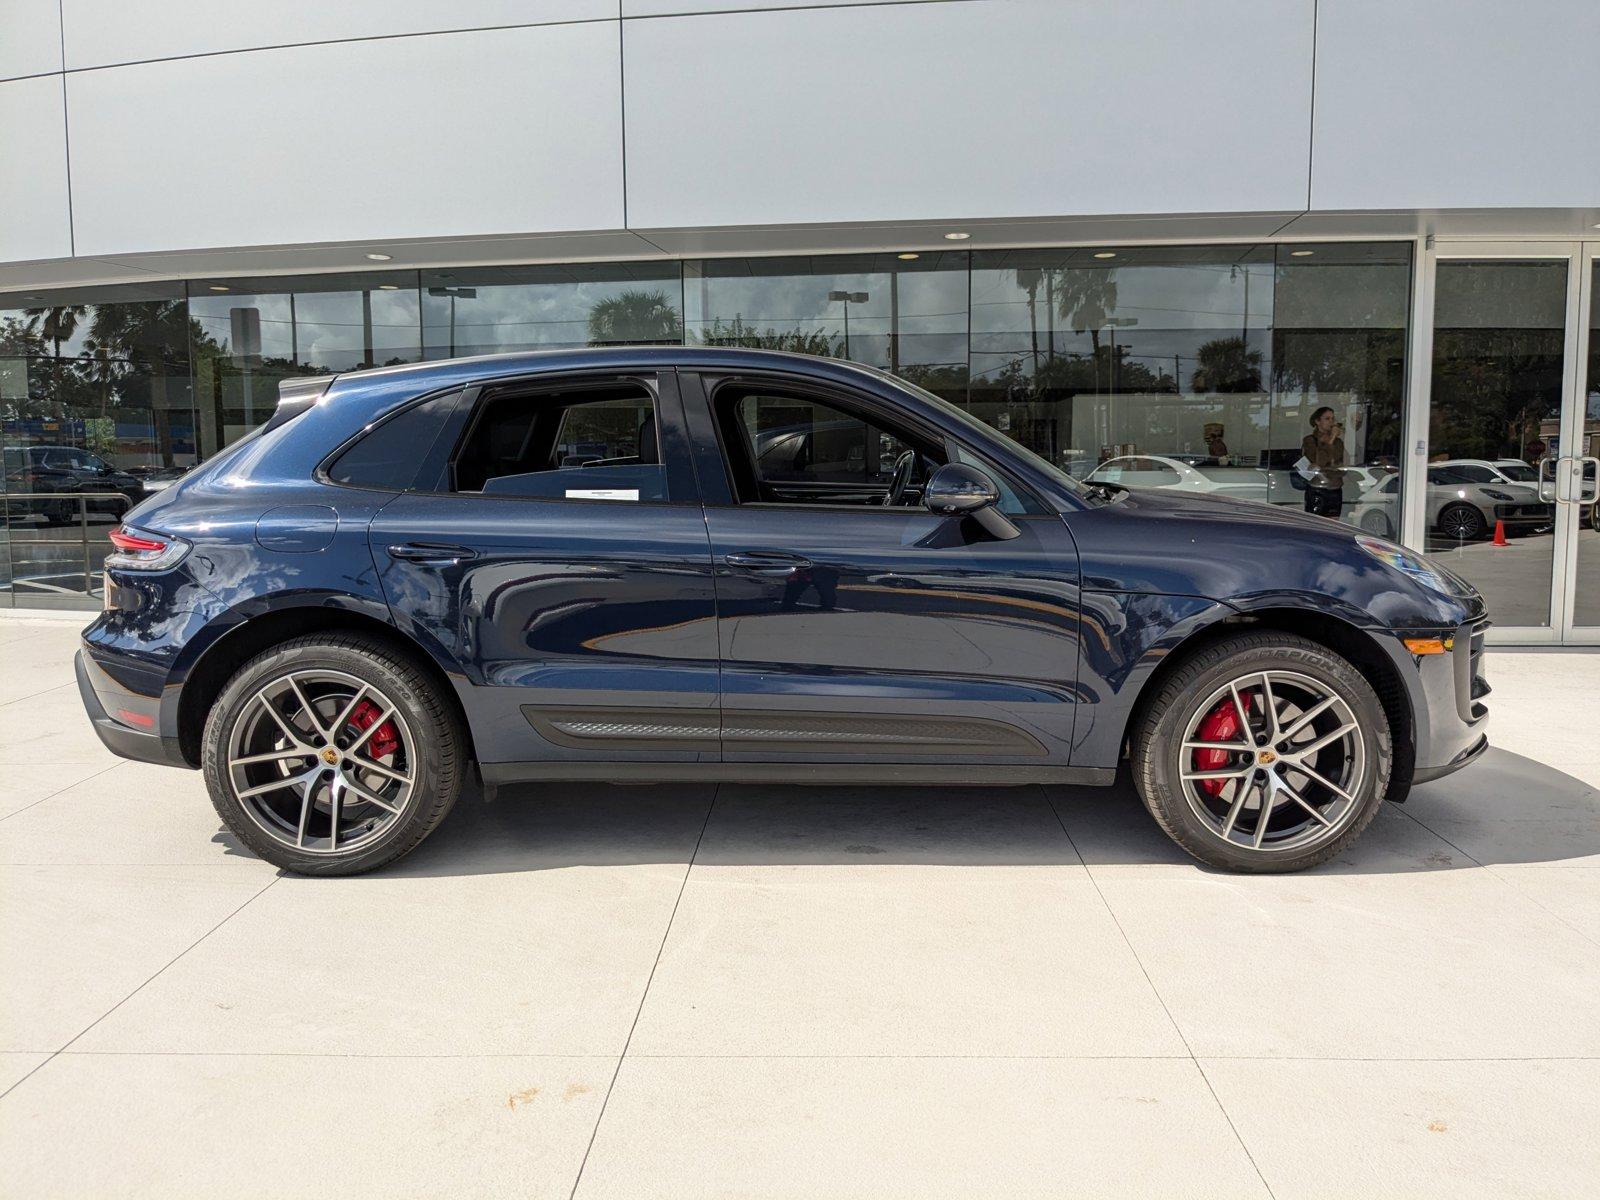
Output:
[
  {"xmin": 1290, "ymin": 249, "xmax": 1315, "ymax": 257},
  {"xmin": 378, "ymin": 284, "xmax": 400, "ymax": 290},
  {"xmin": 207, "ymin": 285, "xmax": 230, "ymax": 292},
  {"xmin": 897, "ymin": 252, "xmax": 920, "ymax": 261},
  {"xmin": 365, "ymin": 252, "xmax": 393, "ymax": 261},
  {"xmin": 1093, "ymin": 252, "xmax": 1117, "ymax": 259},
  {"xmin": 943, "ymin": 231, "xmax": 970, "ymax": 241}
]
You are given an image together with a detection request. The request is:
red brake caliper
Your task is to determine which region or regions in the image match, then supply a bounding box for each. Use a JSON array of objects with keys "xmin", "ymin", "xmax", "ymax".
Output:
[
  {"xmin": 1193, "ymin": 694, "xmax": 1249, "ymax": 796},
  {"xmin": 349, "ymin": 698, "xmax": 399, "ymax": 760}
]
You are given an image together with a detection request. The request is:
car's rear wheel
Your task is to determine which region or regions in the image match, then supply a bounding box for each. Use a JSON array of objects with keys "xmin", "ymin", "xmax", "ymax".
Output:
[
  {"xmin": 1131, "ymin": 632, "xmax": 1391, "ymax": 873},
  {"xmin": 202, "ymin": 634, "xmax": 465, "ymax": 875}
]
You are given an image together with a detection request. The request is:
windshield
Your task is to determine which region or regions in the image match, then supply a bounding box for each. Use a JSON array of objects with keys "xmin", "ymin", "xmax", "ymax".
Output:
[{"xmin": 869, "ymin": 368, "xmax": 1092, "ymax": 499}]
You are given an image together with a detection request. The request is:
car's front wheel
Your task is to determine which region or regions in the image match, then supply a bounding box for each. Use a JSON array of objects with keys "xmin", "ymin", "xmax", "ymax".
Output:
[
  {"xmin": 1437, "ymin": 502, "xmax": 1486, "ymax": 542},
  {"xmin": 202, "ymin": 633, "xmax": 465, "ymax": 875},
  {"xmin": 1131, "ymin": 632, "xmax": 1391, "ymax": 873}
]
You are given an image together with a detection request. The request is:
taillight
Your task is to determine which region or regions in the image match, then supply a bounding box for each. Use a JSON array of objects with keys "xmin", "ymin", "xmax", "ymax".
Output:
[
  {"xmin": 105, "ymin": 526, "xmax": 190, "ymax": 572},
  {"xmin": 108, "ymin": 529, "xmax": 166, "ymax": 553}
]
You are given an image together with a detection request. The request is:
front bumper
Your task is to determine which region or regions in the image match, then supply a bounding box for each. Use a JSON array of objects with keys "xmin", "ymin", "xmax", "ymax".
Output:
[
  {"xmin": 75, "ymin": 649, "xmax": 190, "ymax": 769},
  {"xmin": 1394, "ymin": 619, "xmax": 1490, "ymax": 785}
]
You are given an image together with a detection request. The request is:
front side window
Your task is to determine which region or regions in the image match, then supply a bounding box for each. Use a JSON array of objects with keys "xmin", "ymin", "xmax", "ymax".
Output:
[
  {"xmin": 450, "ymin": 381, "xmax": 665, "ymax": 502},
  {"xmin": 714, "ymin": 382, "xmax": 1039, "ymax": 515},
  {"xmin": 715, "ymin": 385, "xmax": 934, "ymax": 507}
]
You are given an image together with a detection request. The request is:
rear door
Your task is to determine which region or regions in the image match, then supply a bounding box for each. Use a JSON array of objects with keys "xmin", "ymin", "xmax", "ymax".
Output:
[
  {"xmin": 679, "ymin": 370, "xmax": 1084, "ymax": 772},
  {"xmin": 365, "ymin": 368, "xmax": 721, "ymax": 770}
]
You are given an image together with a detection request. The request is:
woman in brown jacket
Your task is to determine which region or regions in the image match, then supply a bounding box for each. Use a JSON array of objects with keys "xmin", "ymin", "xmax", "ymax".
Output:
[{"xmin": 1301, "ymin": 406, "xmax": 1345, "ymax": 518}]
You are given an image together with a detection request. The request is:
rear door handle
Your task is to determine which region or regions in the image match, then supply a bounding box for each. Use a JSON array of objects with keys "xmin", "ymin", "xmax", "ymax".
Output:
[
  {"xmin": 724, "ymin": 550, "xmax": 812, "ymax": 576},
  {"xmin": 387, "ymin": 542, "xmax": 478, "ymax": 566}
]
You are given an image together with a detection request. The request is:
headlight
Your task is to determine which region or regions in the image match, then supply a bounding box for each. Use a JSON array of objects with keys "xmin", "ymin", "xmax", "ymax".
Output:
[
  {"xmin": 1481, "ymin": 488, "xmax": 1514, "ymax": 501},
  {"xmin": 1355, "ymin": 535, "xmax": 1452, "ymax": 595}
]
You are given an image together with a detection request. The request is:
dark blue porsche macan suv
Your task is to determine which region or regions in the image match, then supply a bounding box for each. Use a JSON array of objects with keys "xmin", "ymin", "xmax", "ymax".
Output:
[{"xmin": 77, "ymin": 348, "xmax": 1491, "ymax": 875}]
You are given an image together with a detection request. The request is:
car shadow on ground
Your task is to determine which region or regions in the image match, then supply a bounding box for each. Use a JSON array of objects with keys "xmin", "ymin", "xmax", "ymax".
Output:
[{"xmin": 228, "ymin": 746, "xmax": 1599, "ymax": 881}]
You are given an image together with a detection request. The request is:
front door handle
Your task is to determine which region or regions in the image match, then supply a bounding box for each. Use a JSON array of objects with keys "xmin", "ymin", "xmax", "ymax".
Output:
[
  {"xmin": 387, "ymin": 542, "xmax": 478, "ymax": 566},
  {"xmin": 725, "ymin": 550, "xmax": 812, "ymax": 576}
]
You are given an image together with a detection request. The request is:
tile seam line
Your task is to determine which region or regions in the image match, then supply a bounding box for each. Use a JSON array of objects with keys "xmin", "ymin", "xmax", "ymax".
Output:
[
  {"xmin": 18, "ymin": 1051, "xmax": 1600, "ymax": 1063},
  {"xmin": 566, "ymin": 783, "xmax": 717, "ymax": 1200},
  {"xmin": 1039, "ymin": 785, "xmax": 1278, "ymax": 1200},
  {"xmin": 0, "ymin": 679, "xmax": 82, "ymax": 709},
  {"xmin": 1394, "ymin": 806, "xmax": 1600, "ymax": 950},
  {"xmin": 0, "ymin": 872, "xmax": 281, "ymax": 1102},
  {"xmin": 0, "ymin": 761, "xmax": 120, "ymax": 825}
]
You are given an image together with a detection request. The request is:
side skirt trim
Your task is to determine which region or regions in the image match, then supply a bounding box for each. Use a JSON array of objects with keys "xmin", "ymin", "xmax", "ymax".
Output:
[{"xmin": 480, "ymin": 761, "xmax": 1115, "ymax": 787}]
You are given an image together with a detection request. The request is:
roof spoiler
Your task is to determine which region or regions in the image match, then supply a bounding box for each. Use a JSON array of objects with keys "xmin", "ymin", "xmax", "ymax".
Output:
[{"xmin": 261, "ymin": 374, "xmax": 336, "ymax": 434}]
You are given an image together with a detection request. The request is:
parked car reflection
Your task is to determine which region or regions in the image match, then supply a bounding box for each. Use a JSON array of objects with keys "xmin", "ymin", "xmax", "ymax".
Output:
[{"xmin": 1349, "ymin": 460, "xmax": 1553, "ymax": 541}]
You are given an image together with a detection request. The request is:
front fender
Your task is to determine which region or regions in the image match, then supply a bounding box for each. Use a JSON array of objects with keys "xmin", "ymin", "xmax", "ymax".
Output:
[{"xmin": 1072, "ymin": 592, "xmax": 1235, "ymax": 768}]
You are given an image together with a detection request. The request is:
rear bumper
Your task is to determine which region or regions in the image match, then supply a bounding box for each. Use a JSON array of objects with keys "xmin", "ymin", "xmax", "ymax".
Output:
[{"xmin": 75, "ymin": 649, "xmax": 191, "ymax": 769}]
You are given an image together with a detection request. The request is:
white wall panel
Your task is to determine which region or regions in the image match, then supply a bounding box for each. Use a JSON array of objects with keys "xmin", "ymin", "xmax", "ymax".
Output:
[
  {"xmin": 61, "ymin": 0, "xmax": 613, "ymax": 70},
  {"xmin": 624, "ymin": 1, "xmax": 914, "ymax": 14},
  {"xmin": 0, "ymin": 75, "xmax": 72, "ymax": 261},
  {"xmin": 1312, "ymin": 0, "xmax": 1600, "ymax": 209},
  {"xmin": 0, "ymin": 0, "xmax": 63, "ymax": 80},
  {"xmin": 623, "ymin": 0, "xmax": 1314, "ymax": 228},
  {"xmin": 66, "ymin": 23, "xmax": 625, "ymax": 257}
]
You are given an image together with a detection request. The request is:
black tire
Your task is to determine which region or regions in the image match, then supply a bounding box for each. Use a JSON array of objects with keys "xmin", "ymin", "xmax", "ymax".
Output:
[
  {"xmin": 1436, "ymin": 502, "xmax": 1486, "ymax": 542},
  {"xmin": 202, "ymin": 633, "xmax": 465, "ymax": 875},
  {"xmin": 1131, "ymin": 632, "xmax": 1391, "ymax": 873}
]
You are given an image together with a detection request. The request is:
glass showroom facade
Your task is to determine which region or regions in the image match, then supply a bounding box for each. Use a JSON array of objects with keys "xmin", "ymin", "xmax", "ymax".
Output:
[
  {"xmin": 0, "ymin": 242, "xmax": 1410, "ymax": 605},
  {"xmin": 5, "ymin": 239, "xmax": 1594, "ymax": 638}
]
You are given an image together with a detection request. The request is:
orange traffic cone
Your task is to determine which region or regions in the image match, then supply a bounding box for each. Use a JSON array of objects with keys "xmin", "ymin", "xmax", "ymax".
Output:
[{"xmin": 1492, "ymin": 519, "xmax": 1508, "ymax": 546}]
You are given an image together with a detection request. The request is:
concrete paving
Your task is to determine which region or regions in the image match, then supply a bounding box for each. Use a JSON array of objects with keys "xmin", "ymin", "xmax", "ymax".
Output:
[{"xmin": 1, "ymin": 614, "xmax": 1598, "ymax": 1199}]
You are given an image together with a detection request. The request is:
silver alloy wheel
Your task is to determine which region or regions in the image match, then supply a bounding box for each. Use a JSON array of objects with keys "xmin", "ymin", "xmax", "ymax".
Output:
[
  {"xmin": 1177, "ymin": 669, "xmax": 1368, "ymax": 855},
  {"xmin": 225, "ymin": 668, "xmax": 416, "ymax": 856},
  {"xmin": 1438, "ymin": 504, "xmax": 1484, "ymax": 541}
]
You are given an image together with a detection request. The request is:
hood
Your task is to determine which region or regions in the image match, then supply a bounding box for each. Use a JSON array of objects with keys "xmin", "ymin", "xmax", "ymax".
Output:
[{"xmin": 1071, "ymin": 485, "xmax": 1486, "ymax": 630}]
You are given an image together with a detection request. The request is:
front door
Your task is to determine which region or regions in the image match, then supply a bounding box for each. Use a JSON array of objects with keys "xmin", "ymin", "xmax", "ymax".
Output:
[
  {"xmin": 680, "ymin": 371, "xmax": 1084, "ymax": 772},
  {"xmin": 1423, "ymin": 243, "xmax": 1600, "ymax": 644},
  {"xmin": 370, "ymin": 368, "xmax": 722, "ymax": 768}
]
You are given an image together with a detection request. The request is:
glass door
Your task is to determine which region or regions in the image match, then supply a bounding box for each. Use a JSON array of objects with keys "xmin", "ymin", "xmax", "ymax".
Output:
[
  {"xmin": 1561, "ymin": 249, "xmax": 1600, "ymax": 642},
  {"xmin": 1424, "ymin": 246, "xmax": 1574, "ymax": 641}
]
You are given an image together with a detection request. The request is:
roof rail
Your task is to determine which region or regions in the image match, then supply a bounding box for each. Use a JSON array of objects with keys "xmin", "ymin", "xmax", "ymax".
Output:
[{"xmin": 262, "ymin": 374, "xmax": 336, "ymax": 434}]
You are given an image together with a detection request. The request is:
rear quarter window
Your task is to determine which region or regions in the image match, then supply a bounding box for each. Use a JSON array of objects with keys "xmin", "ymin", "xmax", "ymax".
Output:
[{"xmin": 327, "ymin": 392, "xmax": 462, "ymax": 491}]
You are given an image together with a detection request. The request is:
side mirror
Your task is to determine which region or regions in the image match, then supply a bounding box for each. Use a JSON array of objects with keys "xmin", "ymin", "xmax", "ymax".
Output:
[{"xmin": 923, "ymin": 462, "xmax": 1019, "ymax": 540}]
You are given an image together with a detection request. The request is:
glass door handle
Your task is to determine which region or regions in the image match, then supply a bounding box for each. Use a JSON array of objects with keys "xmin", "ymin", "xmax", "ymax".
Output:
[
  {"xmin": 1578, "ymin": 457, "xmax": 1600, "ymax": 504},
  {"xmin": 1539, "ymin": 458, "xmax": 1562, "ymax": 502}
]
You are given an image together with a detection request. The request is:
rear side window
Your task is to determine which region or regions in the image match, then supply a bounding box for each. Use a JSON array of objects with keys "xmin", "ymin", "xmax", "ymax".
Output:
[
  {"xmin": 449, "ymin": 382, "xmax": 666, "ymax": 502},
  {"xmin": 327, "ymin": 392, "xmax": 461, "ymax": 491}
]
